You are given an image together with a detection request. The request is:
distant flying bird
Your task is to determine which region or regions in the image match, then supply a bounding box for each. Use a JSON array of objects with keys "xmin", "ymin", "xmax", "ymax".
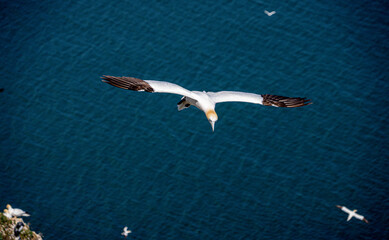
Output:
[
  {"xmin": 264, "ymin": 10, "xmax": 276, "ymax": 16},
  {"xmin": 122, "ymin": 226, "xmax": 131, "ymax": 238},
  {"xmin": 102, "ymin": 76, "xmax": 312, "ymax": 131},
  {"xmin": 3, "ymin": 209, "xmax": 12, "ymax": 219},
  {"xmin": 6, "ymin": 204, "xmax": 30, "ymax": 218},
  {"xmin": 336, "ymin": 205, "xmax": 369, "ymax": 223}
]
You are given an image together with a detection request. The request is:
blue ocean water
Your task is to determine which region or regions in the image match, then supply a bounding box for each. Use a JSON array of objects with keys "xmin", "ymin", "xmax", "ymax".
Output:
[{"xmin": 1, "ymin": 0, "xmax": 388, "ymax": 239}]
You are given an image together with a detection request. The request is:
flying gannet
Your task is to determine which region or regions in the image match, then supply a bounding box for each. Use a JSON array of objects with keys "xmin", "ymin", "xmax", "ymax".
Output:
[
  {"xmin": 6, "ymin": 204, "xmax": 30, "ymax": 218},
  {"xmin": 122, "ymin": 226, "xmax": 131, "ymax": 238},
  {"xmin": 264, "ymin": 10, "xmax": 276, "ymax": 16},
  {"xmin": 102, "ymin": 76, "xmax": 312, "ymax": 131},
  {"xmin": 336, "ymin": 205, "xmax": 369, "ymax": 223}
]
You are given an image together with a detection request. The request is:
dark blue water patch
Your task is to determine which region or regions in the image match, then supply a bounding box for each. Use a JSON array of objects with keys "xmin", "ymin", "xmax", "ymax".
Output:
[{"xmin": 1, "ymin": 0, "xmax": 388, "ymax": 239}]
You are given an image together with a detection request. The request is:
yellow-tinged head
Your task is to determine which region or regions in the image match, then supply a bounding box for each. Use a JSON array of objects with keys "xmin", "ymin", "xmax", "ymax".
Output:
[
  {"xmin": 6, "ymin": 204, "xmax": 11, "ymax": 209},
  {"xmin": 206, "ymin": 110, "xmax": 218, "ymax": 132}
]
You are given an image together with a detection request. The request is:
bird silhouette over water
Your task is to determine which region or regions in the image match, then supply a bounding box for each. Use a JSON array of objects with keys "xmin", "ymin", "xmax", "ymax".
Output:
[
  {"xmin": 102, "ymin": 76, "xmax": 312, "ymax": 132},
  {"xmin": 122, "ymin": 226, "xmax": 131, "ymax": 238},
  {"xmin": 264, "ymin": 10, "xmax": 276, "ymax": 16},
  {"xmin": 336, "ymin": 205, "xmax": 369, "ymax": 223}
]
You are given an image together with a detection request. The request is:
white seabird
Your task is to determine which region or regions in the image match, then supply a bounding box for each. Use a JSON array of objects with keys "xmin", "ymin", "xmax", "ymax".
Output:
[
  {"xmin": 6, "ymin": 204, "xmax": 30, "ymax": 218},
  {"xmin": 122, "ymin": 226, "xmax": 131, "ymax": 238},
  {"xmin": 102, "ymin": 76, "xmax": 312, "ymax": 131},
  {"xmin": 264, "ymin": 10, "xmax": 276, "ymax": 16},
  {"xmin": 3, "ymin": 209, "xmax": 13, "ymax": 219},
  {"xmin": 336, "ymin": 205, "xmax": 369, "ymax": 223}
]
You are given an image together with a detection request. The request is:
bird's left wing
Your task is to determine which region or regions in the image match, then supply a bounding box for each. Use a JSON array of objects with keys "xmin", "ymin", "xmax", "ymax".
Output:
[
  {"xmin": 208, "ymin": 91, "xmax": 311, "ymax": 107},
  {"xmin": 341, "ymin": 207, "xmax": 353, "ymax": 215},
  {"xmin": 102, "ymin": 76, "xmax": 198, "ymax": 99}
]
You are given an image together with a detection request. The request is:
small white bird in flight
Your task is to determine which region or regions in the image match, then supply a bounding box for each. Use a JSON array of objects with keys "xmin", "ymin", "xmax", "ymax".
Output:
[
  {"xmin": 336, "ymin": 205, "xmax": 369, "ymax": 223},
  {"xmin": 264, "ymin": 10, "xmax": 276, "ymax": 16},
  {"xmin": 6, "ymin": 204, "xmax": 30, "ymax": 218},
  {"xmin": 122, "ymin": 226, "xmax": 131, "ymax": 238},
  {"xmin": 102, "ymin": 76, "xmax": 312, "ymax": 131}
]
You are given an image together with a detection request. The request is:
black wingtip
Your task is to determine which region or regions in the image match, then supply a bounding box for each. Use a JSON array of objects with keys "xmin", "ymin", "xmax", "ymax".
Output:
[
  {"xmin": 261, "ymin": 94, "xmax": 313, "ymax": 108},
  {"xmin": 101, "ymin": 75, "xmax": 154, "ymax": 92}
]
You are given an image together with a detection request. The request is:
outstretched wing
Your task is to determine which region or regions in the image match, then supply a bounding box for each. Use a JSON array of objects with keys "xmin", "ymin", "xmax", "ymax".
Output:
[
  {"xmin": 102, "ymin": 76, "xmax": 197, "ymax": 99},
  {"xmin": 353, "ymin": 213, "xmax": 364, "ymax": 221},
  {"xmin": 261, "ymin": 94, "xmax": 311, "ymax": 107},
  {"xmin": 208, "ymin": 91, "xmax": 311, "ymax": 107},
  {"xmin": 341, "ymin": 207, "xmax": 354, "ymax": 215}
]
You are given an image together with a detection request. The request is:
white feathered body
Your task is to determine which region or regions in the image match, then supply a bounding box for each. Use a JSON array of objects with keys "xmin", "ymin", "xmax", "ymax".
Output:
[
  {"xmin": 122, "ymin": 226, "xmax": 131, "ymax": 237},
  {"xmin": 6, "ymin": 205, "xmax": 30, "ymax": 217},
  {"xmin": 341, "ymin": 207, "xmax": 364, "ymax": 221}
]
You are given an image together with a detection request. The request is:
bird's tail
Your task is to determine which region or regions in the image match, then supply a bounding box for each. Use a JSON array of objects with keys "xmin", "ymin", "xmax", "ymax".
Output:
[{"xmin": 177, "ymin": 97, "xmax": 191, "ymax": 111}]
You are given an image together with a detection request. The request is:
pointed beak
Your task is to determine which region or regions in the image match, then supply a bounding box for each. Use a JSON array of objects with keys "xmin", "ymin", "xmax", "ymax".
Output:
[{"xmin": 210, "ymin": 121, "xmax": 215, "ymax": 132}]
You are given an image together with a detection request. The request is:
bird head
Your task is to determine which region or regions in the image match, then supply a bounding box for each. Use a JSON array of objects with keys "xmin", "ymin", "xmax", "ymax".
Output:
[
  {"xmin": 353, "ymin": 210, "xmax": 357, "ymax": 212},
  {"xmin": 206, "ymin": 110, "xmax": 218, "ymax": 132},
  {"xmin": 3, "ymin": 209, "xmax": 8, "ymax": 213},
  {"xmin": 6, "ymin": 204, "xmax": 11, "ymax": 209}
]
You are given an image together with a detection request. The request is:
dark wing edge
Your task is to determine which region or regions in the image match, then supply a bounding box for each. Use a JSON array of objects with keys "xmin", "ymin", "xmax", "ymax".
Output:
[
  {"xmin": 101, "ymin": 76, "xmax": 154, "ymax": 92},
  {"xmin": 261, "ymin": 94, "xmax": 312, "ymax": 108}
]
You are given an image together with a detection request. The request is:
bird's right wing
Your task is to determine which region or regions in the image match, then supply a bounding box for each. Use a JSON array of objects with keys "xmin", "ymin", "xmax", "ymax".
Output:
[
  {"xmin": 354, "ymin": 213, "xmax": 364, "ymax": 220},
  {"xmin": 208, "ymin": 91, "xmax": 311, "ymax": 107},
  {"xmin": 102, "ymin": 76, "xmax": 198, "ymax": 99}
]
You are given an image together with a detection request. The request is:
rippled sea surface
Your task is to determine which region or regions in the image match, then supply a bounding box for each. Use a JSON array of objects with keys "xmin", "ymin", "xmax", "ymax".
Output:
[{"xmin": 1, "ymin": 0, "xmax": 388, "ymax": 239}]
